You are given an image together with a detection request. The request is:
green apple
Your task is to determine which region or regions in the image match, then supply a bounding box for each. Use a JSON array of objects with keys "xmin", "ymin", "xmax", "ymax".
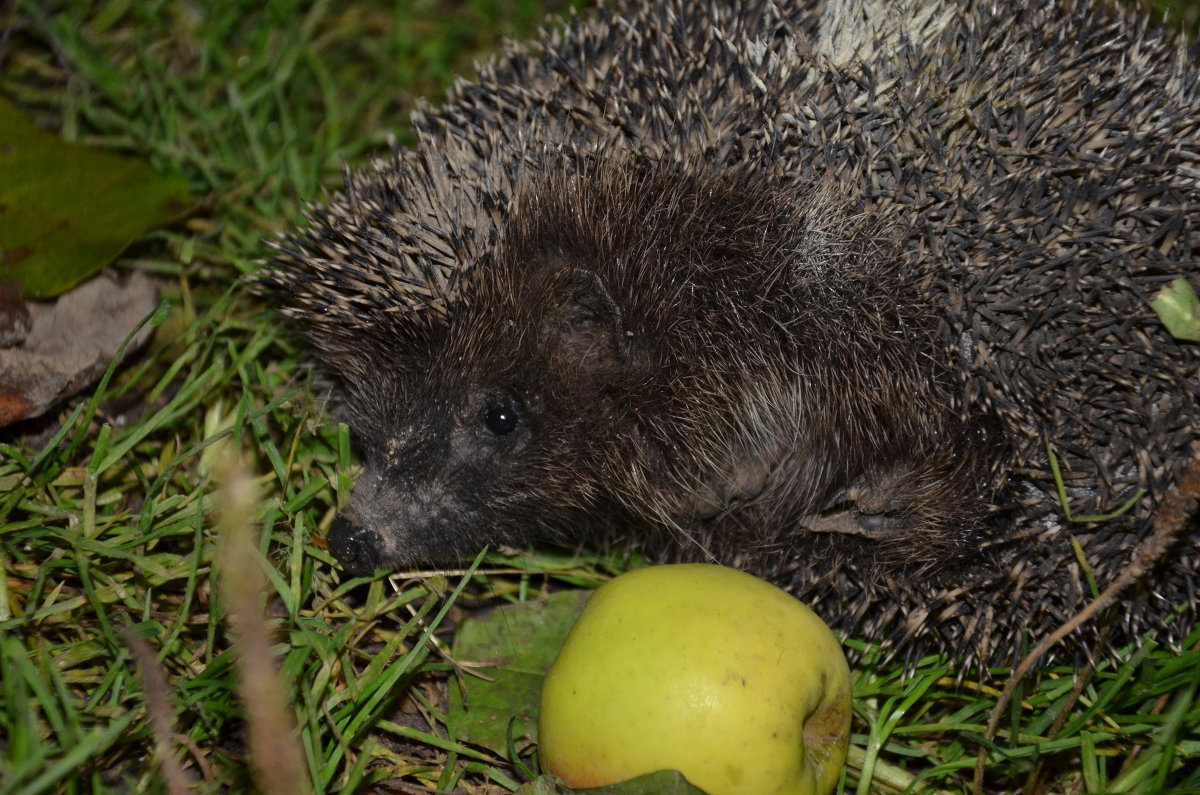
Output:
[{"xmin": 538, "ymin": 564, "xmax": 852, "ymax": 795}]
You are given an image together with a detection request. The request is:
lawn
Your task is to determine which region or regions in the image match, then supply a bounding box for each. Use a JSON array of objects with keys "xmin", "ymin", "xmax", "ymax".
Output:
[{"xmin": 1, "ymin": 0, "xmax": 1198, "ymax": 792}]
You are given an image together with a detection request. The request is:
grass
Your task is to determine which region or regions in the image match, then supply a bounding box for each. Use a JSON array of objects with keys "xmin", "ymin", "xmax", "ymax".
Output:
[{"xmin": 1, "ymin": 0, "xmax": 1198, "ymax": 792}]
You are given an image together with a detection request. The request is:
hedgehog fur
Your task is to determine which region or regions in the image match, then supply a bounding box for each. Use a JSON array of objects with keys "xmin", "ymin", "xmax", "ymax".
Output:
[{"xmin": 260, "ymin": 0, "xmax": 1200, "ymax": 666}]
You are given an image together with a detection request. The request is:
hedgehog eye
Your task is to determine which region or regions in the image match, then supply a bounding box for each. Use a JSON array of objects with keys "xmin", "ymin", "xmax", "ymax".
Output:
[{"xmin": 483, "ymin": 399, "xmax": 520, "ymax": 436}]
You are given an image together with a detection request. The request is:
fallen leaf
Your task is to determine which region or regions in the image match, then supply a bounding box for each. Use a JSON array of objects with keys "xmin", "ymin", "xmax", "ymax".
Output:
[
  {"xmin": 448, "ymin": 589, "xmax": 590, "ymax": 757},
  {"xmin": 0, "ymin": 97, "xmax": 192, "ymax": 299},
  {"xmin": 0, "ymin": 271, "xmax": 160, "ymax": 426},
  {"xmin": 516, "ymin": 771, "xmax": 706, "ymax": 795},
  {"xmin": 1151, "ymin": 277, "xmax": 1200, "ymax": 342}
]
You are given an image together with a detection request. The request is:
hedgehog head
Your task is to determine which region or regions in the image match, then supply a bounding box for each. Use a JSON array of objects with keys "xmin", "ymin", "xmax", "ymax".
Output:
[
  {"xmin": 266, "ymin": 149, "xmax": 850, "ymax": 573},
  {"xmin": 324, "ymin": 252, "xmax": 647, "ymax": 573}
]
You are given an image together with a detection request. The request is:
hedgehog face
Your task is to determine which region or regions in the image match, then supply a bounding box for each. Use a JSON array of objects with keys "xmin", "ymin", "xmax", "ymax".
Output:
[
  {"xmin": 328, "ymin": 262, "xmax": 646, "ymax": 575},
  {"xmin": 324, "ymin": 159, "xmax": 823, "ymax": 574},
  {"xmin": 329, "ymin": 384, "xmax": 546, "ymax": 574}
]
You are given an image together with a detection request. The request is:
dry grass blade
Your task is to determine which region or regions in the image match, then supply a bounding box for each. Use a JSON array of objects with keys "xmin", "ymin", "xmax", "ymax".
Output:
[
  {"xmin": 217, "ymin": 454, "xmax": 310, "ymax": 795},
  {"xmin": 123, "ymin": 627, "xmax": 195, "ymax": 795}
]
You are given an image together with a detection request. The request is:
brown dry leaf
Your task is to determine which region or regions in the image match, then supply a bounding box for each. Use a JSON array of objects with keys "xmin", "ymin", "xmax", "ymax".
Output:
[{"xmin": 0, "ymin": 270, "xmax": 158, "ymax": 426}]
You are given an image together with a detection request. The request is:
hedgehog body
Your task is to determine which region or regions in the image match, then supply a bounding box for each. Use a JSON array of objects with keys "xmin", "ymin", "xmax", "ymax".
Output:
[{"xmin": 263, "ymin": 0, "xmax": 1200, "ymax": 664}]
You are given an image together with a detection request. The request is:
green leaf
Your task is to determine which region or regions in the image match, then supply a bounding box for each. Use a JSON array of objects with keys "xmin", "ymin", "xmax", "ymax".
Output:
[
  {"xmin": 1150, "ymin": 277, "xmax": 1200, "ymax": 342},
  {"xmin": 516, "ymin": 770, "xmax": 708, "ymax": 795},
  {"xmin": 0, "ymin": 97, "xmax": 193, "ymax": 298},
  {"xmin": 448, "ymin": 589, "xmax": 590, "ymax": 757}
]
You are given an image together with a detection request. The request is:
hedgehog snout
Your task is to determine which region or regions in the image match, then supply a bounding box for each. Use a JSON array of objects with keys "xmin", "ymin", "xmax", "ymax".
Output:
[{"xmin": 328, "ymin": 515, "xmax": 383, "ymax": 576}]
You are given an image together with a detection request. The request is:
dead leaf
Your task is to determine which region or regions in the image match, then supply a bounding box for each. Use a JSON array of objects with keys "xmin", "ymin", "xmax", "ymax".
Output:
[{"xmin": 0, "ymin": 270, "xmax": 159, "ymax": 426}]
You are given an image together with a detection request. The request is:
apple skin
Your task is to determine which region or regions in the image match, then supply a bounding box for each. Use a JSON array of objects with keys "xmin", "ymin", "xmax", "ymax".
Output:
[{"xmin": 538, "ymin": 564, "xmax": 852, "ymax": 795}]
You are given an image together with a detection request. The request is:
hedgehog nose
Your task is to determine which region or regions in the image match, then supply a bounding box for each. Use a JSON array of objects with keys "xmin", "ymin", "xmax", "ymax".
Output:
[{"xmin": 328, "ymin": 516, "xmax": 382, "ymax": 576}]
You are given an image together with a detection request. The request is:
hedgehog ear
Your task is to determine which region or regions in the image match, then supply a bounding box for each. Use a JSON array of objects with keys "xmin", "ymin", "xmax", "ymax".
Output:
[{"xmin": 543, "ymin": 268, "xmax": 626, "ymax": 376}]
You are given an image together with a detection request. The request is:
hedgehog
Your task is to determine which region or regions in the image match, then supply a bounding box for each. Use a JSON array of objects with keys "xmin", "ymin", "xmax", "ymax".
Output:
[{"xmin": 259, "ymin": 0, "xmax": 1200, "ymax": 666}]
